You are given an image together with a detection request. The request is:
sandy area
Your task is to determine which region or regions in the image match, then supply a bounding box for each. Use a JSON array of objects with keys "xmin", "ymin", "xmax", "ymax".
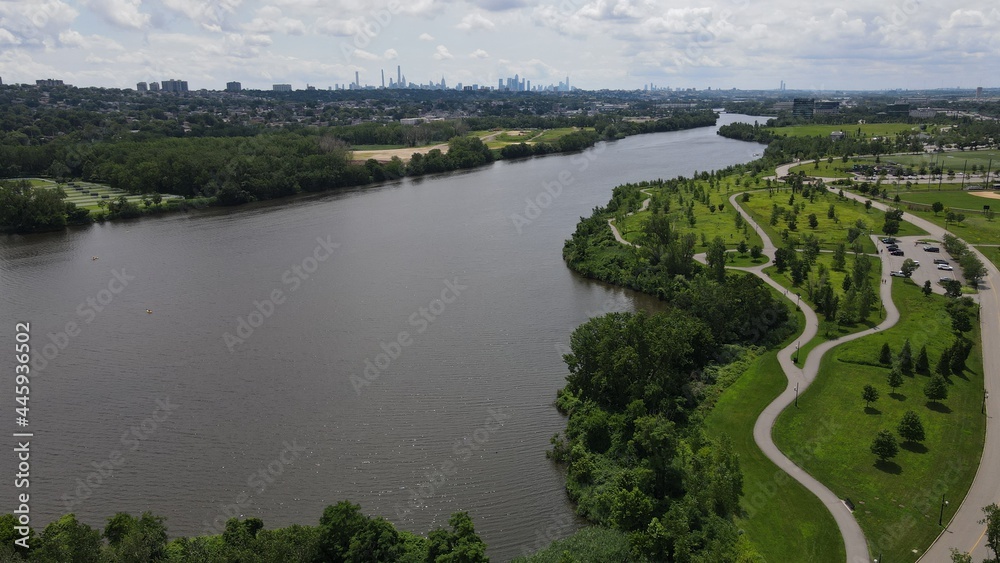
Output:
[
  {"xmin": 352, "ymin": 143, "xmax": 449, "ymax": 162},
  {"xmin": 967, "ymin": 191, "xmax": 1000, "ymax": 200}
]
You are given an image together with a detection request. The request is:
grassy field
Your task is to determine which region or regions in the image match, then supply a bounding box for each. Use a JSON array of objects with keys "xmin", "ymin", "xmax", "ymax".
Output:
[
  {"xmin": 26, "ymin": 178, "xmax": 178, "ymax": 212},
  {"xmin": 773, "ymin": 280, "xmax": 986, "ymax": 562},
  {"xmin": 703, "ymin": 304, "xmax": 845, "ymax": 562},
  {"xmin": 738, "ymin": 188, "xmax": 925, "ymax": 253},
  {"xmin": 898, "ymin": 188, "xmax": 998, "ymax": 211},
  {"xmin": 769, "ymin": 123, "xmax": 919, "ymax": 138},
  {"xmin": 616, "ymin": 180, "xmax": 765, "ymax": 250},
  {"xmin": 789, "ymin": 160, "xmax": 856, "ymax": 178},
  {"xmin": 861, "ymin": 151, "xmax": 1000, "ymax": 171}
]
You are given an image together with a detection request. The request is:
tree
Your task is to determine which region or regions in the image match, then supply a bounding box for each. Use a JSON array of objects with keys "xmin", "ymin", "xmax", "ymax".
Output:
[
  {"xmin": 901, "ymin": 258, "xmax": 919, "ymax": 278},
  {"xmin": 427, "ymin": 512, "xmax": 488, "ymax": 563},
  {"xmin": 946, "ymin": 298, "xmax": 976, "ymax": 334},
  {"xmin": 317, "ymin": 501, "xmax": 368, "ymax": 562},
  {"xmin": 942, "ymin": 279, "xmax": 963, "ymax": 298},
  {"xmin": 897, "ymin": 410, "xmax": 926, "ymax": 443},
  {"xmin": 828, "ymin": 203, "xmax": 836, "ymax": 219},
  {"xmin": 932, "ymin": 201, "xmax": 944, "ymax": 215},
  {"xmin": 706, "ymin": 236, "xmax": 727, "ymax": 282},
  {"xmin": 898, "ymin": 339, "xmax": 913, "ymax": 374},
  {"xmin": 862, "ymin": 384, "xmax": 879, "ymax": 408},
  {"xmin": 878, "ymin": 342, "xmax": 892, "ymax": 365},
  {"xmin": 737, "ymin": 240, "xmax": 749, "ymax": 255},
  {"xmin": 33, "ymin": 514, "xmax": 102, "ymax": 563},
  {"xmin": 749, "ymin": 245, "xmax": 762, "ymax": 260},
  {"xmin": 915, "ymin": 345, "xmax": 930, "ymax": 374},
  {"xmin": 959, "ymin": 253, "xmax": 987, "ymax": 288},
  {"xmin": 887, "ymin": 365, "xmax": 904, "ymax": 394},
  {"xmin": 949, "ymin": 548, "xmax": 973, "ymax": 563},
  {"xmin": 981, "ymin": 503, "xmax": 1000, "ymax": 561},
  {"xmin": 865, "ymin": 200, "xmax": 872, "ymax": 211},
  {"xmin": 882, "ymin": 218, "xmax": 900, "ymax": 236},
  {"xmin": 922, "ymin": 280, "xmax": 933, "ymax": 297},
  {"xmin": 924, "ymin": 375, "xmax": 949, "ymax": 404},
  {"xmin": 832, "ymin": 242, "xmax": 847, "ymax": 271},
  {"xmin": 870, "ymin": 429, "xmax": 899, "ymax": 463},
  {"xmin": 346, "ymin": 517, "xmax": 403, "ymax": 563},
  {"xmin": 936, "ymin": 349, "xmax": 953, "ymax": 377},
  {"xmin": 808, "ymin": 213, "xmax": 819, "ymax": 229},
  {"xmin": 103, "ymin": 512, "xmax": 168, "ymax": 562}
]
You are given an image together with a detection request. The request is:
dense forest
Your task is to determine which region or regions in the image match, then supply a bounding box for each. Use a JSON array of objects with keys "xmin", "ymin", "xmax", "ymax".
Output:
[{"xmin": 0, "ymin": 503, "xmax": 487, "ymax": 562}]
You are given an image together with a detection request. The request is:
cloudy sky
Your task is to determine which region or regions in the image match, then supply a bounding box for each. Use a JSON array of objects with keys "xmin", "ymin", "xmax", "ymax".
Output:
[{"xmin": 0, "ymin": 0, "xmax": 997, "ymax": 91}]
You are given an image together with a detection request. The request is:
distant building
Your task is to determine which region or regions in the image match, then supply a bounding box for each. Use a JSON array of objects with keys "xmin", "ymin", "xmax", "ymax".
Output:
[
  {"xmin": 161, "ymin": 79, "xmax": 188, "ymax": 92},
  {"xmin": 909, "ymin": 108, "xmax": 937, "ymax": 119},
  {"xmin": 830, "ymin": 131, "xmax": 845, "ymax": 141},
  {"xmin": 977, "ymin": 86, "xmax": 984, "ymax": 99},
  {"xmin": 814, "ymin": 100, "xmax": 840, "ymax": 115},
  {"xmin": 272, "ymin": 84, "xmax": 292, "ymax": 92},
  {"xmin": 149, "ymin": 81, "xmax": 160, "ymax": 91},
  {"xmin": 226, "ymin": 81, "xmax": 242, "ymax": 92},
  {"xmin": 886, "ymin": 103, "xmax": 910, "ymax": 116},
  {"xmin": 792, "ymin": 98, "xmax": 814, "ymax": 119},
  {"xmin": 400, "ymin": 118, "xmax": 426, "ymax": 125},
  {"xmin": 136, "ymin": 82, "xmax": 148, "ymax": 92},
  {"xmin": 36, "ymin": 79, "xmax": 65, "ymax": 87}
]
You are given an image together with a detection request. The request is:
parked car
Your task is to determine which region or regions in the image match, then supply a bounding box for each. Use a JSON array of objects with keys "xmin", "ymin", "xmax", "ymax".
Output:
[
  {"xmin": 890, "ymin": 249, "xmax": 904, "ymax": 256},
  {"xmin": 937, "ymin": 264, "xmax": 954, "ymax": 271},
  {"xmin": 881, "ymin": 237, "xmax": 897, "ymax": 244},
  {"xmin": 887, "ymin": 245, "xmax": 900, "ymax": 251},
  {"xmin": 924, "ymin": 246, "xmax": 940, "ymax": 252},
  {"xmin": 933, "ymin": 258, "xmax": 949, "ymax": 265},
  {"xmin": 939, "ymin": 276, "xmax": 954, "ymax": 283},
  {"xmin": 890, "ymin": 270, "xmax": 906, "ymax": 277}
]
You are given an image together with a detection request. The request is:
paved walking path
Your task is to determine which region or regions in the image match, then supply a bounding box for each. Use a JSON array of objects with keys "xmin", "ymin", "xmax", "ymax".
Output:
[{"xmin": 607, "ymin": 189, "xmax": 652, "ymax": 246}]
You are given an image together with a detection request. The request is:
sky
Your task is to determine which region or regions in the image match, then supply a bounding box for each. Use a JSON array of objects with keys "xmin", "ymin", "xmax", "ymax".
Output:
[{"xmin": 0, "ymin": 0, "xmax": 998, "ymax": 91}]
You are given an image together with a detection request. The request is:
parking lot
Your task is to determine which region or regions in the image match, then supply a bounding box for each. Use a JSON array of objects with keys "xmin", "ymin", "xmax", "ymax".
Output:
[{"xmin": 876, "ymin": 235, "xmax": 964, "ymax": 295}]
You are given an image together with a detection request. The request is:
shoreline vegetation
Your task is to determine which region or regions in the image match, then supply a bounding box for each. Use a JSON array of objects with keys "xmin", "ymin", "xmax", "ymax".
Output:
[{"xmin": 0, "ymin": 111, "xmax": 718, "ymax": 234}]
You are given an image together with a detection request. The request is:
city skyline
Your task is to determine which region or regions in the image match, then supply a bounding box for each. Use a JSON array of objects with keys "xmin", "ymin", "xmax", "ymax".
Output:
[{"xmin": 0, "ymin": 1, "xmax": 997, "ymax": 91}]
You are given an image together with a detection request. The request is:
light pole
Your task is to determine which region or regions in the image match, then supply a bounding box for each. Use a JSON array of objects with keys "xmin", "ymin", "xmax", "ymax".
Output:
[
  {"xmin": 939, "ymin": 495, "xmax": 949, "ymax": 527},
  {"xmin": 794, "ymin": 382, "xmax": 799, "ymax": 407},
  {"xmin": 985, "ymin": 391, "xmax": 990, "ymax": 414}
]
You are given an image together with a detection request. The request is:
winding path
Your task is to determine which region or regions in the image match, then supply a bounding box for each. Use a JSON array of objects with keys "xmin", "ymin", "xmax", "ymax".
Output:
[{"xmin": 607, "ymin": 189, "xmax": 652, "ymax": 246}]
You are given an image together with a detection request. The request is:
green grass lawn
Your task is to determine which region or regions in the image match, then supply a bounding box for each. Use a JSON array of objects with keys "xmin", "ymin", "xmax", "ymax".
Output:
[
  {"xmin": 531, "ymin": 127, "xmax": 594, "ymax": 142},
  {"xmin": 789, "ymin": 160, "xmax": 855, "ymax": 178},
  {"xmin": 975, "ymin": 246, "xmax": 1000, "ymax": 272},
  {"xmin": 616, "ymin": 181, "xmax": 764, "ymax": 251},
  {"xmin": 726, "ymin": 251, "xmax": 769, "ymax": 268},
  {"xmin": 898, "ymin": 200, "xmax": 1000, "ymax": 245},
  {"xmin": 856, "ymin": 151, "xmax": 1000, "ymax": 171},
  {"xmin": 25, "ymin": 179, "xmax": 180, "ymax": 211},
  {"xmin": 769, "ymin": 123, "xmax": 919, "ymax": 138},
  {"xmin": 349, "ymin": 144, "xmax": 408, "ymax": 150},
  {"xmin": 738, "ymin": 188, "xmax": 925, "ymax": 253},
  {"xmin": 703, "ymin": 306, "xmax": 845, "ymax": 562},
  {"xmin": 773, "ymin": 280, "xmax": 986, "ymax": 562}
]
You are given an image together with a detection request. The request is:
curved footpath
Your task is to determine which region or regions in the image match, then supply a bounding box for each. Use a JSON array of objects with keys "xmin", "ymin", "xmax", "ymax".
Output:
[
  {"xmin": 726, "ymin": 192, "xmax": 881, "ymax": 563},
  {"xmin": 607, "ymin": 189, "xmax": 652, "ymax": 246}
]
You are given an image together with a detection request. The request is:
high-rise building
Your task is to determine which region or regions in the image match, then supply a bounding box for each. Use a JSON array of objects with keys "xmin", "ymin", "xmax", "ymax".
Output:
[
  {"xmin": 226, "ymin": 81, "xmax": 242, "ymax": 92},
  {"xmin": 397, "ymin": 65, "xmax": 401, "ymax": 86},
  {"xmin": 977, "ymin": 87, "xmax": 984, "ymax": 99},
  {"xmin": 355, "ymin": 71, "xmax": 360, "ymax": 88},
  {"xmin": 136, "ymin": 82, "xmax": 148, "ymax": 92},
  {"xmin": 161, "ymin": 79, "xmax": 188, "ymax": 92},
  {"xmin": 272, "ymin": 84, "xmax": 292, "ymax": 92},
  {"xmin": 149, "ymin": 81, "xmax": 160, "ymax": 91},
  {"xmin": 36, "ymin": 79, "xmax": 65, "ymax": 87}
]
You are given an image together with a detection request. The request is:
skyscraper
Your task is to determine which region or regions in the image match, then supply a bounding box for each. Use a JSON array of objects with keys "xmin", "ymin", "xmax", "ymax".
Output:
[
  {"xmin": 226, "ymin": 81, "xmax": 241, "ymax": 92},
  {"xmin": 136, "ymin": 82, "xmax": 148, "ymax": 92}
]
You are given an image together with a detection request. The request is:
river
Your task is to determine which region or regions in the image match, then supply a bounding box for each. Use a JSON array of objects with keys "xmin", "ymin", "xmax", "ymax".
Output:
[{"xmin": 0, "ymin": 113, "xmax": 764, "ymax": 560}]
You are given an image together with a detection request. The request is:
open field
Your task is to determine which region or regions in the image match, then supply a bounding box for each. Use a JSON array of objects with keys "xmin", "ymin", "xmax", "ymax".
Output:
[
  {"xmin": 769, "ymin": 123, "xmax": 920, "ymax": 138},
  {"xmin": 773, "ymin": 280, "xmax": 986, "ymax": 562},
  {"xmin": 898, "ymin": 188, "xmax": 999, "ymax": 210},
  {"xmin": 865, "ymin": 151, "xmax": 1000, "ymax": 171},
  {"xmin": 704, "ymin": 304, "xmax": 844, "ymax": 563},
  {"xmin": 738, "ymin": 188, "xmax": 925, "ymax": 253},
  {"xmin": 25, "ymin": 178, "xmax": 179, "ymax": 212},
  {"xmin": 789, "ymin": 160, "xmax": 855, "ymax": 178}
]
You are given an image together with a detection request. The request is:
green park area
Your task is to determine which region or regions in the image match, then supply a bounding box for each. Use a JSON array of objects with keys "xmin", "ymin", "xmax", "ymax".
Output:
[
  {"xmin": 26, "ymin": 178, "xmax": 177, "ymax": 212},
  {"xmin": 789, "ymin": 159, "xmax": 855, "ymax": 178},
  {"xmin": 703, "ymin": 305, "xmax": 844, "ymax": 563},
  {"xmin": 615, "ymin": 177, "xmax": 765, "ymax": 251},
  {"xmin": 769, "ymin": 123, "xmax": 920, "ymax": 138},
  {"xmin": 738, "ymin": 187, "xmax": 925, "ymax": 253},
  {"xmin": 773, "ymin": 280, "xmax": 985, "ymax": 563}
]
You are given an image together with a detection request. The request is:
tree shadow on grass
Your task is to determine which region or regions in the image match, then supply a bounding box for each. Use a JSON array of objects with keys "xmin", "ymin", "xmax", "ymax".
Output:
[
  {"xmin": 874, "ymin": 460, "xmax": 902, "ymax": 474},
  {"xmin": 901, "ymin": 441, "xmax": 928, "ymax": 454},
  {"xmin": 889, "ymin": 392, "xmax": 907, "ymax": 401},
  {"xmin": 926, "ymin": 401, "xmax": 953, "ymax": 414},
  {"xmin": 864, "ymin": 406, "xmax": 882, "ymax": 415}
]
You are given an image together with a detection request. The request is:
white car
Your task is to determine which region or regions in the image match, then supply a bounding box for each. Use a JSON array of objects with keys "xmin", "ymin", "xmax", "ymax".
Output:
[{"xmin": 937, "ymin": 264, "xmax": 954, "ymax": 271}]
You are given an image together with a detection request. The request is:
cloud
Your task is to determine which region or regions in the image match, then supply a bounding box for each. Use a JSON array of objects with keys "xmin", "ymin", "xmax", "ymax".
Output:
[
  {"xmin": 0, "ymin": 28, "xmax": 20, "ymax": 45},
  {"xmin": 351, "ymin": 48, "xmax": 380, "ymax": 61},
  {"xmin": 384, "ymin": 48, "xmax": 398, "ymax": 59},
  {"xmin": 162, "ymin": 0, "xmax": 242, "ymax": 31},
  {"xmin": 471, "ymin": 0, "xmax": 533, "ymax": 11},
  {"xmin": 433, "ymin": 44, "xmax": 453, "ymax": 60},
  {"xmin": 457, "ymin": 13, "xmax": 496, "ymax": 31},
  {"xmin": 0, "ymin": 0, "xmax": 79, "ymax": 46},
  {"xmin": 243, "ymin": 6, "xmax": 306, "ymax": 35},
  {"xmin": 84, "ymin": 0, "xmax": 149, "ymax": 30},
  {"xmin": 470, "ymin": 48, "xmax": 489, "ymax": 58},
  {"xmin": 58, "ymin": 29, "xmax": 124, "ymax": 50},
  {"xmin": 418, "ymin": 32, "xmax": 435, "ymax": 41}
]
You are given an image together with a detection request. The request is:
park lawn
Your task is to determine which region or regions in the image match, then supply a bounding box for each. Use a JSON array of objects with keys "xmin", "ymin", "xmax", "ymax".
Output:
[
  {"xmin": 898, "ymin": 188, "xmax": 999, "ymax": 211},
  {"xmin": 855, "ymin": 151, "xmax": 1000, "ymax": 171},
  {"xmin": 902, "ymin": 204, "xmax": 1000, "ymax": 245},
  {"xmin": 616, "ymin": 182, "xmax": 764, "ymax": 250},
  {"xmin": 349, "ymin": 144, "xmax": 408, "ymax": 150},
  {"xmin": 532, "ymin": 127, "xmax": 594, "ymax": 142},
  {"xmin": 726, "ymin": 251, "xmax": 768, "ymax": 268},
  {"xmin": 739, "ymin": 189, "xmax": 893, "ymax": 253},
  {"xmin": 773, "ymin": 280, "xmax": 986, "ymax": 563},
  {"xmin": 975, "ymin": 246, "xmax": 1000, "ymax": 273},
  {"xmin": 30, "ymin": 180, "xmax": 155, "ymax": 212},
  {"xmin": 768, "ymin": 123, "xmax": 919, "ymax": 138},
  {"xmin": 703, "ymin": 305, "xmax": 844, "ymax": 563},
  {"xmin": 789, "ymin": 160, "xmax": 855, "ymax": 178}
]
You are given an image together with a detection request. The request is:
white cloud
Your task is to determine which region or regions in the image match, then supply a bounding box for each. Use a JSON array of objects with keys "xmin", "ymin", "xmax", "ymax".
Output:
[
  {"xmin": 84, "ymin": 0, "xmax": 149, "ymax": 30},
  {"xmin": 352, "ymin": 48, "xmax": 379, "ymax": 61},
  {"xmin": 58, "ymin": 29, "xmax": 124, "ymax": 50},
  {"xmin": 470, "ymin": 48, "xmax": 489, "ymax": 58},
  {"xmin": 433, "ymin": 44, "xmax": 453, "ymax": 60},
  {"xmin": 162, "ymin": 0, "xmax": 242, "ymax": 31},
  {"xmin": 0, "ymin": 28, "xmax": 20, "ymax": 45},
  {"xmin": 384, "ymin": 48, "xmax": 398, "ymax": 59},
  {"xmin": 418, "ymin": 32, "xmax": 435, "ymax": 41},
  {"xmin": 456, "ymin": 13, "xmax": 495, "ymax": 31}
]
